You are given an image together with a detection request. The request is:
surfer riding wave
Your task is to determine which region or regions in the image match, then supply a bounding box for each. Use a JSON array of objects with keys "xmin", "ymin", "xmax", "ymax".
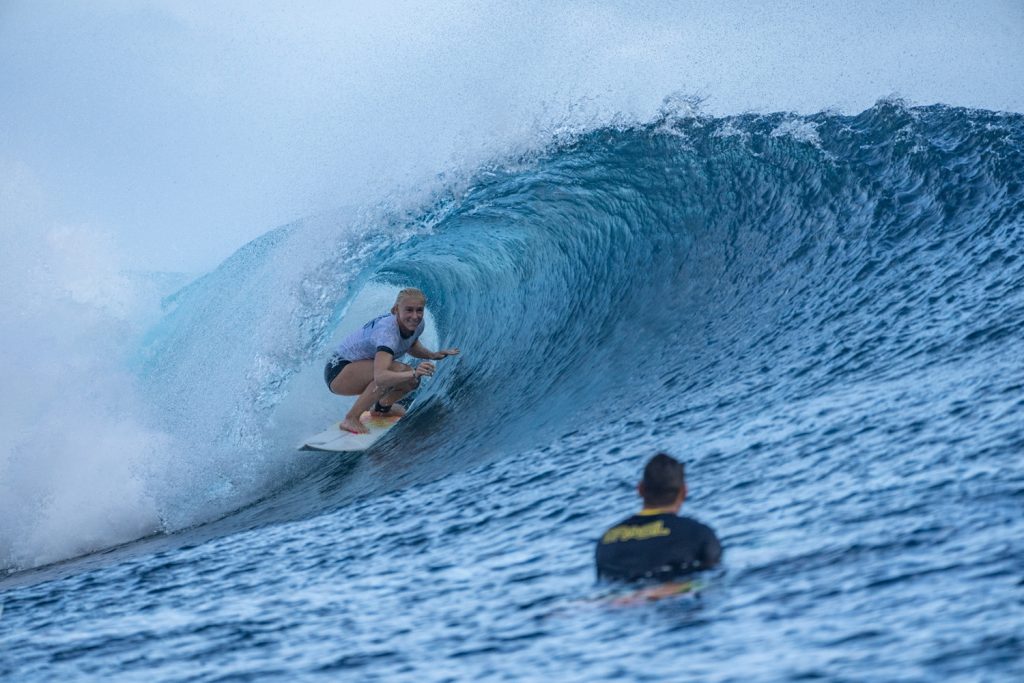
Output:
[{"xmin": 325, "ymin": 288, "xmax": 459, "ymax": 434}]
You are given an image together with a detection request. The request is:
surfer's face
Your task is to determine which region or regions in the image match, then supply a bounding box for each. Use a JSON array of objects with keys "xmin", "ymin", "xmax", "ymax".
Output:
[{"xmin": 394, "ymin": 298, "xmax": 425, "ymax": 333}]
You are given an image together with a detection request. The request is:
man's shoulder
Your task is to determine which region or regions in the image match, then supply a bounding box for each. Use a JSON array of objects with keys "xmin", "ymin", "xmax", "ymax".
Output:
[
  {"xmin": 670, "ymin": 514, "xmax": 719, "ymax": 538},
  {"xmin": 598, "ymin": 513, "xmax": 718, "ymax": 544}
]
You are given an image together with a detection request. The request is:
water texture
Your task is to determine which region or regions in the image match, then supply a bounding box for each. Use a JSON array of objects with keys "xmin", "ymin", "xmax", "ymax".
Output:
[{"xmin": 2, "ymin": 102, "xmax": 1023, "ymax": 681}]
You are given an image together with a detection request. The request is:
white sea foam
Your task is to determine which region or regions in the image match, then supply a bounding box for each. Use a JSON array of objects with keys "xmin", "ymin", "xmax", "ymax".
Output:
[
  {"xmin": 770, "ymin": 119, "xmax": 822, "ymax": 146},
  {"xmin": 0, "ymin": 162, "xmax": 171, "ymax": 571}
]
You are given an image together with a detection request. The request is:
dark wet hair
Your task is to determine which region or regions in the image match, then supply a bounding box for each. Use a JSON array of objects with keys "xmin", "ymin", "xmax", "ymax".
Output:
[{"xmin": 641, "ymin": 453, "xmax": 686, "ymax": 506}]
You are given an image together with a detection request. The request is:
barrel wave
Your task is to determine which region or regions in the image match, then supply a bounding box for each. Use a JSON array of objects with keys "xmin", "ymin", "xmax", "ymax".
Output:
[
  {"xmin": 44, "ymin": 99, "xmax": 1023, "ymax": 548},
  {"xmin": 4, "ymin": 101, "xmax": 1023, "ymax": 680}
]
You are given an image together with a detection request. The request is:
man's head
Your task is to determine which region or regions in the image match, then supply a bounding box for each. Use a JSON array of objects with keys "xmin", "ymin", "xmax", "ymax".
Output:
[{"xmin": 637, "ymin": 453, "xmax": 687, "ymax": 510}]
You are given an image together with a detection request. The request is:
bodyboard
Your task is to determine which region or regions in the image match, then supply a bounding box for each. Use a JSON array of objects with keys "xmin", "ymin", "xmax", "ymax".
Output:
[{"xmin": 299, "ymin": 412, "xmax": 401, "ymax": 452}]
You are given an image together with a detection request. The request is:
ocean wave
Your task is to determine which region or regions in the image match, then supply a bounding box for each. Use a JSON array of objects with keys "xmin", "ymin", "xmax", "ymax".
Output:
[{"xmin": 4, "ymin": 101, "xmax": 1022, "ymax": 574}]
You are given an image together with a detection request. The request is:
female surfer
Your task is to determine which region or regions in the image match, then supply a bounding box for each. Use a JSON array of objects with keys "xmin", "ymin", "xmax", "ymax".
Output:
[{"xmin": 325, "ymin": 288, "xmax": 459, "ymax": 434}]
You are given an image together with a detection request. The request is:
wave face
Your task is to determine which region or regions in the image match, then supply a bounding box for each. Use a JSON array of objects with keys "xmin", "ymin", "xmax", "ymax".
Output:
[
  {"xmin": 377, "ymin": 100, "xmax": 1024, "ymax": 466},
  {"xmin": 132, "ymin": 100, "xmax": 1024, "ymax": 552}
]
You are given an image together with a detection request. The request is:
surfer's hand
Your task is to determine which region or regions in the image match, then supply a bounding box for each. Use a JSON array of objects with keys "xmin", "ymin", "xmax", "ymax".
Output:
[
  {"xmin": 416, "ymin": 361, "xmax": 436, "ymax": 378},
  {"xmin": 435, "ymin": 348, "xmax": 460, "ymax": 359}
]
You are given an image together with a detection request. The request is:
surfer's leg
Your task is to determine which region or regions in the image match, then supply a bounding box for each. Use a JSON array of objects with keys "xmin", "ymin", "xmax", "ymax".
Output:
[
  {"xmin": 330, "ymin": 359, "xmax": 373, "ymax": 395},
  {"xmin": 333, "ymin": 361, "xmax": 417, "ymax": 432},
  {"xmin": 341, "ymin": 382, "xmax": 381, "ymax": 433},
  {"xmin": 331, "ymin": 361, "xmax": 376, "ymax": 433}
]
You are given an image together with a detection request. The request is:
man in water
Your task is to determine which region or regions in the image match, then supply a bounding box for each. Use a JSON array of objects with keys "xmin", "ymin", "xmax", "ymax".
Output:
[{"xmin": 596, "ymin": 453, "xmax": 721, "ymax": 582}]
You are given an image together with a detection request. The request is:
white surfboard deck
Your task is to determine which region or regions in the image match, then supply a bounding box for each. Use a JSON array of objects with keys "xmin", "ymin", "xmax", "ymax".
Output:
[{"xmin": 299, "ymin": 412, "xmax": 401, "ymax": 452}]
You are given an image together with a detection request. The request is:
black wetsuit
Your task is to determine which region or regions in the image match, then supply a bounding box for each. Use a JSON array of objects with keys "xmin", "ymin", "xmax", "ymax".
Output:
[{"xmin": 595, "ymin": 511, "xmax": 721, "ymax": 582}]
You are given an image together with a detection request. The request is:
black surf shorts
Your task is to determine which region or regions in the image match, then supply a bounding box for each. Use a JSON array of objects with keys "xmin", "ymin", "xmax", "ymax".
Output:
[{"xmin": 324, "ymin": 356, "xmax": 351, "ymax": 388}]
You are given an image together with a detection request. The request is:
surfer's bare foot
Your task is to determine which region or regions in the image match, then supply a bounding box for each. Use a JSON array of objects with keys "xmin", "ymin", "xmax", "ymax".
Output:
[
  {"xmin": 371, "ymin": 402, "xmax": 406, "ymax": 418},
  {"xmin": 340, "ymin": 417, "xmax": 369, "ymax": 434}
]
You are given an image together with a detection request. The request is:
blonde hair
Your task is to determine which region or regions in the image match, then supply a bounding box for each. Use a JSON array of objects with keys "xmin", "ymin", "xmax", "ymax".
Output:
[{"xmin": 391, "ymin": 287, "xmax": 427, "ymax": 313}]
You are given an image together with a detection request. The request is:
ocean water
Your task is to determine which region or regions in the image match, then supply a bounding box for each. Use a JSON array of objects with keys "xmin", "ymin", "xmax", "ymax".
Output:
[{"xmin": 2, "ymin": 102, "xmax": 1023, "ymax": 681}]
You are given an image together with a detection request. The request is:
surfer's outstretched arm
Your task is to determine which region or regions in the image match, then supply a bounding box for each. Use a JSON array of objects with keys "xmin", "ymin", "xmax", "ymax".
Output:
[{"xmin": 408, "ymin": 340, "xmax": 460, "ymax": 361}]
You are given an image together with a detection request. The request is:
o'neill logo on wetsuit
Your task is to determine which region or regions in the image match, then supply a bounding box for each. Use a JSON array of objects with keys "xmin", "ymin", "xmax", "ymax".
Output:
[{"xmin": 601, "ymin": 520, "xmax": 672, "ymax": 544}]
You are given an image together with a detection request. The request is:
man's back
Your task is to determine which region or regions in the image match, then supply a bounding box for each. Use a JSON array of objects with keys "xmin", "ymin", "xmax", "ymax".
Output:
[{"xmin": 595, "ymin": 511, "xmax": 721, "ymax": 582}]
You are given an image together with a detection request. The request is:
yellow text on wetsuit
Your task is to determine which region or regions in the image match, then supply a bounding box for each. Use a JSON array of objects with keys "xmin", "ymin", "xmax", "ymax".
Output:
[{"xmin": 601, "ymin": 520, "xmax": 671, "ymax": 544}]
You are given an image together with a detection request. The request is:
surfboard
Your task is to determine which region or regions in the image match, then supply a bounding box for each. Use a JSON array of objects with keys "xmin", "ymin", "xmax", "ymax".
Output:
[
  {"xmin": 299, "ymin": 411, "xmax": 401, "ymax": 452},
  {"xmin": 543, "ymin": 579, "xmax": 707, "ymax": 620},
  {"xmin": 606, "ymin": 578, "xmax": 705, "ymax": 606}
]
